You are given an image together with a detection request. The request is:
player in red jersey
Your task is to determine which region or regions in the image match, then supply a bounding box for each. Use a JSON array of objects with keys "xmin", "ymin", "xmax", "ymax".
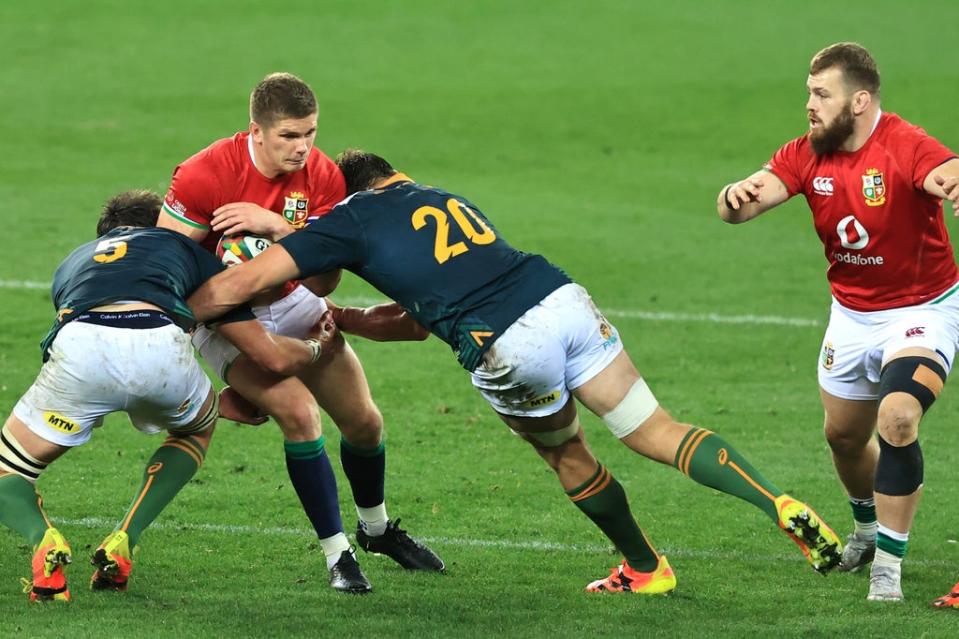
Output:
[
  {"xmin": 716, "ymin": 43, "xmax": 959, "ymax": 603},
  {"xmin": 157, "ymin": 73, "xmax": 443, "ymax": 594}
]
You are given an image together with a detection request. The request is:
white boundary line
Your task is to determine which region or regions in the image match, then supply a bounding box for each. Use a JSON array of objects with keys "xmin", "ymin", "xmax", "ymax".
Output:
[
  {"xmin": 0, "ymin": 280, "xmax": 822, "ymax": 328},
  {"xmin": 53, "ymin": 516, "xmax": 950, "ymax": 567}
]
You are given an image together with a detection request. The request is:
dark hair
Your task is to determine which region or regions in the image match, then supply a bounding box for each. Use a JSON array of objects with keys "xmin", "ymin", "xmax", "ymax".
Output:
[
  {"xmin": 96, "ymin": 189, "xmax": 162, "ymax": 236},
  {"xmin": 335, "ymin": 149, "xmax": 397, "ymax": 195},
  {"xmin": 810, "ymin": 42, "xmax": 880, "ymax": 95},
  {"xmin": 249, "ymin": 72, "xmax": 317, "ymax": 128}
]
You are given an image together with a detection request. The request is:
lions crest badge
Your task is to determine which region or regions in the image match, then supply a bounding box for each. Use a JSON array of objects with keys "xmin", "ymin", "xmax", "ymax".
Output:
[
  {"xmin": 861, "ymin": 169, "xmax": 886, "ymax": 207},
  {"xmin": 283, "ymin": 192, "xmax": 309, "ymax": 228}
]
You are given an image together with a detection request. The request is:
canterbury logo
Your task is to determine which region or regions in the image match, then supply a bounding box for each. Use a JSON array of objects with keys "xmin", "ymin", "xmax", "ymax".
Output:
[
  {"xmin": 813, "ymin": 176, "xmax": 834, "ymax": 195},
  {"xmin": 837, "ymin": 215, "xmax": 869, "ymax": 249}
]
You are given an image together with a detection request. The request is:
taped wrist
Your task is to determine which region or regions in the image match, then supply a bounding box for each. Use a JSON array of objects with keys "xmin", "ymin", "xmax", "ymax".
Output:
[
  {"xmin": 305, "ymin": 338, "xmax": 322, "ymax": 363},
  {"xmin": 875, "ymin": 435, "xmax": 923, "ymax": 496}
]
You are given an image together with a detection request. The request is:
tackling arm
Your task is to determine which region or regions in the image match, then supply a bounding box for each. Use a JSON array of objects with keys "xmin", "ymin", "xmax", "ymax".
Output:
[
  {"xmin": 214, "ymin": 311, "xmax": 337, "ymax": 377},
  {"xmin": 716, "ymin": 169, "xmax": 791, "ymax": 224},
  {"xmin": 923, "ymin": 158, "xmax": 959, "ymax": 216},
  {"xmin": 327, "ymin": 300, "xmax": 430, "ymax": 341},
  {"xmin": 189, "ymin": 244, "xmax": 301, "ymax": 322}
]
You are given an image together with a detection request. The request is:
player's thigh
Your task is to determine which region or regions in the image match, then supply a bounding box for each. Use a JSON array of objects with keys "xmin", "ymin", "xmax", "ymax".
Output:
[
  {"xmin": 819, "ymin": 386, "xmax": 878, "ymax": 447},
  {"xmin": 11, "ymin": 322, "xmax": 125, "ymax": 447},
  {"xmin": 817, "ymin": 303, "xmax": 883, "ymax": 401},
  {"xmin": 125, "ymin": 326, "xmax": 216, "ymax": 436},
  {"xmin": 297, "ymin": 339, "xmax": 381, "ymax": 431},
  {"xmin": 3, "ymin": 413, "xmax": 70, "ymax": 465},
  {"xmin": 225, "ymin": 353, "xmax": 322, "ymax": 440}
]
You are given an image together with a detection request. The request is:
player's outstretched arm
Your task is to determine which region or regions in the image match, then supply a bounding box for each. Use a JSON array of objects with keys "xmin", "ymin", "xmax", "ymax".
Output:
[
  {"xmin": 189, "ymin": 244, "xmax": 301, "ymax": 322},
  {"xmin": 327, "ymin": 300, "xmax": 430, "ymax": 341},
  {"xmin": 924, "ymin": 159, "xmax": 959, "ymax": 216},
  {"xmin": 716, "ymin": 169, "xmax": 790, "ymax": 224},
  {"xmin": 215, "ymin": 311, "xmax": 337, "ymax": 376}
]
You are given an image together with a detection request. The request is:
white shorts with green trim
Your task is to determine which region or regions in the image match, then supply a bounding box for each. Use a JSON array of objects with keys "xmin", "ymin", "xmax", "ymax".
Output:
[
  {"xmin": 193, "ymin": 283, "xmax": 327, "ymax": 381},
  {"xmin": 470, "ymin": 283, "xmax": 624, "ymax": 417},
  {"xmin": 818, "ymin": 282, "xmax": 959, "ymax": 401},
  {"xmin": 13, "ymin": 321, "xmax": 211, "ymax": 446}
]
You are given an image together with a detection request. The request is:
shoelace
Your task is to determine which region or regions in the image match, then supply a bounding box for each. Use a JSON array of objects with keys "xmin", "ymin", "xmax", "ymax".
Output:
[
  {"xmin": 387, "ymin": 519, "xmax": 420, "ymax": 548},
  {"xmin": 20, "ymin": 577, "xmax": 32, "ymax": 594}
]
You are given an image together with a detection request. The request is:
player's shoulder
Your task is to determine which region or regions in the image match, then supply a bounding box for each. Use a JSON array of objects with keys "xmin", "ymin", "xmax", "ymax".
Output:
[
  {"xmin": 876, "ymin": 112, "xmax": 935, "ymax": 146},
  {"xmin": 176, "ymin": 132, "xmax": 246, "ymax": 177}
]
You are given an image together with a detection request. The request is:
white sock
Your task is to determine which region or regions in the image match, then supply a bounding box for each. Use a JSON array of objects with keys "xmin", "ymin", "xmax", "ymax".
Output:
[
  {"xmin": 357, "ymin": 503, "xmax": 389, "ymax": 536},
  {"xmin": 874, "ymin": 524, "xmax": 909, "ymax": 568},
  {"xmin": 854, "ymin": 519, "xmax": 878, "ymax": 539},
  {"xmin": 320, "ymin": 533, "xmax": 351, "ymax": 570}
]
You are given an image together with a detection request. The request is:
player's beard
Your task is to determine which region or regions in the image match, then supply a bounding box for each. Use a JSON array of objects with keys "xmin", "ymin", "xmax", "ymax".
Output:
[{"xmin": 809, "ymin": 100, "xmax": 855, "ymax": 155}]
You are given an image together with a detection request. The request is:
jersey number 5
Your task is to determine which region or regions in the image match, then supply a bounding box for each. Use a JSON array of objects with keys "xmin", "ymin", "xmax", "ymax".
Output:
[
  {"xmin": 93, "ymin": 235, "xmax": 131, "ymax": 263},
  {"xmin": 412, "ymin": 199, "xmax": 496, "ymax": 264}
]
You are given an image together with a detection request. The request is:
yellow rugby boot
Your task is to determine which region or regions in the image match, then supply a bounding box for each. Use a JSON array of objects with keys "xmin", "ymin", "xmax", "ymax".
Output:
[
  {"xmin": 25, "ymin": 527, "xmax": 72, "ymax": 602},
  {"xmin": 775, "ymin": 494, "xmax": 842, "ymax": 574},
  {"xmin": 585, "ymin": 555, "xmax": 676, "ymax": 594},
  {"xmin": 90, "ymin": 530, "xmax": 133, "ymax": 591}
]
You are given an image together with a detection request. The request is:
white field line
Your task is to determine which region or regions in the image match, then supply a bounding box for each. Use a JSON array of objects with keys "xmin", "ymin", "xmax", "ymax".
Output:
[
  {"xmin": 0, "ymin": 280, "xmax": 822, "ymax": 328},
  {"xmin": 54, "ymin": 516, "xmax": 950, "ymax": 567}
]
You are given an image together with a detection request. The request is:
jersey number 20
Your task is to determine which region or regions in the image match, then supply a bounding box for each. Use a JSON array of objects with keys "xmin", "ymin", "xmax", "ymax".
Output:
[{"xmin": 412, "ymin": 199, "xmax": 496, "ymax": 264}]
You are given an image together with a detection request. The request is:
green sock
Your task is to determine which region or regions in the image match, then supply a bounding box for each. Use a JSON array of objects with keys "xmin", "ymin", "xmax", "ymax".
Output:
[
  {"xmin": 116, "ymin": 435, "xmax": 206, "ymax": 547},
  {"xmin": 0, "ymin": 474, "xmax": 49, "ymax": 545},
  {"xmin": 566, "ymin": 464, "xmax": 659, "ymax": 571},
  {"xmin": 674, "ymin": 427, "xmax": 782, "ymax": 521}
]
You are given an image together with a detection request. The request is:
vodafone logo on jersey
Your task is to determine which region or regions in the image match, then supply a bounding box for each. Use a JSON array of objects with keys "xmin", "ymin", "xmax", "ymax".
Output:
[
  {"xmin": 834, "ymin": 215, "xmax": 884, "ymax": 266},
  {"xmin": 837, "ymin": 215, "xmax": 868, "ymax": 249},
  {"xmin": 813, "ymin": 176, "xmax": 834, "ymax": 196}
]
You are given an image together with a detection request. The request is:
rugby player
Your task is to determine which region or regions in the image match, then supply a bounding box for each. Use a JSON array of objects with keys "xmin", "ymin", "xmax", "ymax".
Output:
[
  {"xmin": 716, "ymin": 42, "xmax": 959, "ymax": 602},
  {"xmin": 0, "ymin": 190, "xmax": 336, "ymax": 601},
  {"xmin": 156, "ymin": 73, "xmax": 442, "ymax": 592},
  {"xmin": 188, "ymin": 150, "xmax": 845, "ymax": 594}
]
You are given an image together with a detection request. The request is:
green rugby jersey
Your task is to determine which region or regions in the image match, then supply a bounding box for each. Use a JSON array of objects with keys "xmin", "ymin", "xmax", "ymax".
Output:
[
  {"xmin": 41, "ymin": 226, "xmax": 252, "ymax": 360},
  {"xmin": 280, "ymin": 177, "xmax": 571, "ymax": 371}
]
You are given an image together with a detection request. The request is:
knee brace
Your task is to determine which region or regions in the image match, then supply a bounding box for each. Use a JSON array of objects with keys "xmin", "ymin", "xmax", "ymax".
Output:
[
  {"xmin": 0, "ymin": 424, "xmax": 46, "ymax": 484},
  {"xmin": 875, "ymin": 435, "xmax": 923, "ymax": 496},
  {"xmin": 602, "ymin": 378, "xmax": 659, "ymax": 438},
  {"xmin": 879, "ymin": 356, "xmax": 947, "ymax": 414},
  {"xmin": 525, "ymin": 417, "xmax": 581, "ymax": 448}
]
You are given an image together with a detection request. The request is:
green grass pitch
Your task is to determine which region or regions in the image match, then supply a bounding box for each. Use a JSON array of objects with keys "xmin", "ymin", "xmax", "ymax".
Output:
[{"xmin": 2, "ymin": 0, "xmax": 959, "ymax": 636}]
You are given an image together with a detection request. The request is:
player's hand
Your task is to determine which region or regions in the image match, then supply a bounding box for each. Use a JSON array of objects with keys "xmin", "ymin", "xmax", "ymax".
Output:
[
  {"xmin": 218, "ymin": 386, "xmax": 268, "ymax": 426},
  {"xmin": 306, "ymin": 310, "xmax": 343, "ymax": 356},
  {"xmin": 211, "ymin": 202, "xmax": 289, "ymax": 239},
  {"xmin": 934, "ymin": 175, "xmax": 959, "ymax": 215},
  {"xmin": 724, "ymin": 177, "xmax": 764, "ymax": 210}
]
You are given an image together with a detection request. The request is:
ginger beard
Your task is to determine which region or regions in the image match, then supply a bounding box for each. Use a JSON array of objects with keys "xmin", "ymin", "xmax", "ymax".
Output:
[{"xmin": 809, "ymin": 99, "xmax": 856, "ymax": 155}]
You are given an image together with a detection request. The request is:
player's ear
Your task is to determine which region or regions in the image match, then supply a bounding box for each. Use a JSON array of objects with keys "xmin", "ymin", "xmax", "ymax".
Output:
[
  {"xmin": 249, "ymin": 121, "xmax": 262, "ymax": 142},
  {"xmin": 852, "ymin": 90, "xmax": 871, "ymax": 115}
]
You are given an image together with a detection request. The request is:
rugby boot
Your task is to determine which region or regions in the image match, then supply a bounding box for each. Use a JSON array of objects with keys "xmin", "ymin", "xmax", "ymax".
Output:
[
  {"xmin": 329, "ymin": 549, "xmax": 372, "ymax": 594},
  {"xmin": 775, "ymin": 494, "xmax": 842, "ymax": 574},
  {"xmin": 585, "ymin": 556, "xmax": 676, "ymax": 594},
  {"xmin": 932, "ymin": 579, "xmax": 959, "ymax": 609},
  {"xmin": 355, "ymin": 518, "xmax": 445, "ymax": 571},
  {"xmin": 90, "ymin": 530, "xmax": 133, "ymax": 591},
  {"xmin": 867, "ymin": 563, "xmax": 903, "ymax": 602},
  {"xmin": 838, "ymin": 531, "xmax": 876, "ymax": 572},
  {"xmin": 25, "ymin": 527, "xmax": 72, "ymax": 602}
]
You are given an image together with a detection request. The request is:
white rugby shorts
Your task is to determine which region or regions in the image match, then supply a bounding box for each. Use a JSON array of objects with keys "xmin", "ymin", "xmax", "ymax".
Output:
[
  {"xmin": 470, "ymin": 283, "xmax": 624, "ymax": 417},
  {"xmin": 13, "ymin": 321, "xmax": 211, "ymax": 446},
  {"xmin": 193, "ymin": 283, "xmax": 327, "ymax": 380},
  {"xmin": 818, "ymin": 283, "xmax": 959, "ymax": 400}
]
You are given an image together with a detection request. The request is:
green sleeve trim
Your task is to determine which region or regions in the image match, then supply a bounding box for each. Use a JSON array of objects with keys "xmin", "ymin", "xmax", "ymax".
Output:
[
  {"xmin": 162, "ymin": 202, "xmax": 210, "ymax": 230},
  {"xmin": 341, "ymin": 439, "xmax": 385, "ymax": 458}
]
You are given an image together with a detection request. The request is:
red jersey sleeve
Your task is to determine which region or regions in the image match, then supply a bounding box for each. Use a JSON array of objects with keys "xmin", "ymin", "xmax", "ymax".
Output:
[
  {"xmin": 764, "ymin": 137, "xmax": 806, "ymax": 197},
  {"xmin": 307, "ymin": 157, "xmax": 347, "ymax": 222},
  {"xmin": 901, "ymin": 126, "xmax": 957, "ymax": 190},
  {"xmin": 162, "ymin": 161, "xmax": 223, "ymax": 231}
]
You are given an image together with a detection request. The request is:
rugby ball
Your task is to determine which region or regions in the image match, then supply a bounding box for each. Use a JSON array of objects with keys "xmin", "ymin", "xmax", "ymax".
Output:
[{"xmin": 216, "ymin": 234, "xmax": 272, "ymax": 267}]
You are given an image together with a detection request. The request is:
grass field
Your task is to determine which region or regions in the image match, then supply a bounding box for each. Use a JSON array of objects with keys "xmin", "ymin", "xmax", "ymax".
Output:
[{"xmin": 2, "ymin": 0, "xmax": 959, "ymax": 636}]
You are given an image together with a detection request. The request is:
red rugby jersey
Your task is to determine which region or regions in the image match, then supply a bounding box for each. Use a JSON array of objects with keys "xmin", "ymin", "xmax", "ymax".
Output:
[
  {"xmin": 765, "ymin": 112, "xmax": 957, "ymax": 311},
  {"xmin": 162, "ymin": 132, "xmax": 346, "ymax": 255}
]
